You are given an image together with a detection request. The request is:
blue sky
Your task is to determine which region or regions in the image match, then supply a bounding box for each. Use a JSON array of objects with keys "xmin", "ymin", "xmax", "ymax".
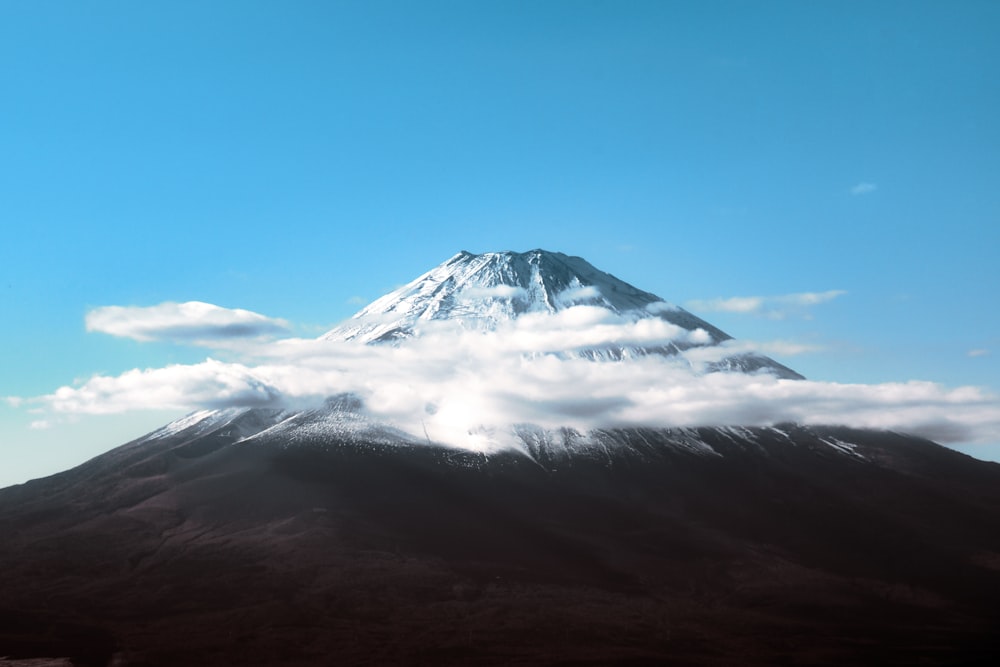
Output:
[{"xmin": 2, "ymin": 1, "xmax": 999, "ymax": 487}]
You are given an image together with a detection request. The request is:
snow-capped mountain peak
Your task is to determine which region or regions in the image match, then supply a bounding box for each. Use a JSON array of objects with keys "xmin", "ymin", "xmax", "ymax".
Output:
[
  {"xmin": 323, "ymin": 250, "xmax": 659, "ymax": 342},
  {"xmin": 324, "ymin": 249, "xmax": 705, "ymax": 338},
  {"xmin": 321, "ymin": 249, "xmax": 801, "ymax": 378}
]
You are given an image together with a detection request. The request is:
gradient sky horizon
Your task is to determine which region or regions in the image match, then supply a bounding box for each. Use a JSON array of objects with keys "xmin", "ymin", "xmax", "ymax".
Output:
[{"xmin": 2, "ymin": 1, "xmax": 998, "ymax": 487}]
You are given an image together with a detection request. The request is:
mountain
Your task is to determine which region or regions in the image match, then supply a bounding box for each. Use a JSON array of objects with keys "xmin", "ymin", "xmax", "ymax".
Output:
[{"xmin": 2, "ymin": 250, "xmax": 1000, "ymax": 666}]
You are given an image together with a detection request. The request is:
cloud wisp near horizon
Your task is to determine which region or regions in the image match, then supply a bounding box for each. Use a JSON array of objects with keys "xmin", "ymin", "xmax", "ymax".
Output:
[
  {"xmin": 11, "ymin": 297, "xmax": 1000, "ymax": 451},
  {"xmin": 685, "ymin": 290, "xmax": 847, "ymax": 319},
  {"xmin": 850, "ymin": 182, "xmax": 878, "ymax": 196}
]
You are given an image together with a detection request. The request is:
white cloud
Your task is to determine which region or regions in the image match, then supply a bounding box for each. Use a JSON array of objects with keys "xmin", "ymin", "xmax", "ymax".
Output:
[
  {"xmin": 460, "ymin": 285, "xmax": 529, "ymax": 301},
  {"xmin": 968, "ymin": 349, "xmax": 990, "ymax": 358},
  {"xmin": 688, "ymin": 296, "xmax": 763, "ymax": 314},
  {"xmin": 851, "ymin": 182, "xmax": 878, "ymax": 195},
  {"xmin": 788, "ymin": 291, "xmax": 847, "ymax": 306},
  {"xmin": 685, "ymin": 339, "xmax": 822, "ymax": 360},
  {"xmin": 20, "ymin": 309, "xmax": 1000, "ymax": 448},
  {"xmin": 686, "ymin": 290, "xmax": 846, "ymax": 319},
  {"xmin": 86, "ymin": 301, "xmax": 289, "ymax": 344},
  {"xmin": 39, "ymin": 358, "xmax": 282, "ymax": 415},
  {"xmin": 645, "ymin": 301, "xmax": 680, "ymax": 314},
  {"xmin": 554, "ymin": 285, "xmax": 602, "ymax": 306}
]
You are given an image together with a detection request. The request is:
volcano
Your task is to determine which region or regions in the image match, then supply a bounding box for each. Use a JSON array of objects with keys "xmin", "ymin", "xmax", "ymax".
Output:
[{"xmin": 2, "ymin": 250, "xmax": 999, "ymax": 666}]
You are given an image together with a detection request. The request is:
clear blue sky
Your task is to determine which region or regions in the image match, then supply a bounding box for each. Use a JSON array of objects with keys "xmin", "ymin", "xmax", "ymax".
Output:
[{"xmin": 2, "ymin": 1, "xmax": 998, "ymax": 486}]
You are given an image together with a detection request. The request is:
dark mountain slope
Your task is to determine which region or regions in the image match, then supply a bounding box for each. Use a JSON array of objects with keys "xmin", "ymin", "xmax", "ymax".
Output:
[{"xmin": 2, "ymin": 421, "xmax": 999, "ymax": 666}]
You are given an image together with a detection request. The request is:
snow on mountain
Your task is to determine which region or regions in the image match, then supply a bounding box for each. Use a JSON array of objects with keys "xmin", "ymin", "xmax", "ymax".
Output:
[
  {"xmin": 322, "ymin": 249, "xmax": 802, "ymax": 377},
  {"xmin": 323, "ymin": 250, "xmax": 678, "ymax": 342},
  {"xmin": 323, "ymin": 249, "xmax": 707, "ymax": 341}
]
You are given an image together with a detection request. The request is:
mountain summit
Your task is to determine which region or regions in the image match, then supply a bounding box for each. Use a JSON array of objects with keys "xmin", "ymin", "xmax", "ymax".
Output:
[
  {"xmin": 324, "ymin": 249, "xmax": 802, "ymax": 378},
  {"xmin": 322, "ymin": 250, "xmax": 675, "ymax": 340}
]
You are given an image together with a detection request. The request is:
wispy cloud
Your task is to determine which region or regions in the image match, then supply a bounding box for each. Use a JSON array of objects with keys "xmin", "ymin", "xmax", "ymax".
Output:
[
  {"xmin": 850, "ymin": 182, "xmax": 877, "ymax": 195},
  {"xmin": 460, "ymin": 285, "xmax": 528, "ymax": 301},
  {"xmin": 686, "ymin": 290, "xmax": 846, "ymax": 319},
  {"xmin": 85, "ymin": 302, "xmax": 289, "ymax": 344},
  {"xmin": 688, "ymin": 296, "xmax": 764, "ymax": 314},
  {"xmin": 968, "ymin": 349, "xmax": 991, "ymax": 358},
  {"xmin": 18, "ymin": 306, "xmax": 1000, "ymax": 448},
  {"xmin": 695, "ymin": 339, "xmax": 823, "ymax": 358}
]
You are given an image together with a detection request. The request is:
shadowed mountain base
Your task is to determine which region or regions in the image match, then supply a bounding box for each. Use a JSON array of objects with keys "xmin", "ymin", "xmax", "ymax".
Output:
[{"xmin": 2, "ymin": 422, "xmax": 1000, "ymax": 666}]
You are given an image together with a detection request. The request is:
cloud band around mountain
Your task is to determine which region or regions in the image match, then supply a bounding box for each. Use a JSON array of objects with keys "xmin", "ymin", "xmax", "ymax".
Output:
[{"xmin": 23, "ymin": 309, "xmax": 1000, "ymax": 448}]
